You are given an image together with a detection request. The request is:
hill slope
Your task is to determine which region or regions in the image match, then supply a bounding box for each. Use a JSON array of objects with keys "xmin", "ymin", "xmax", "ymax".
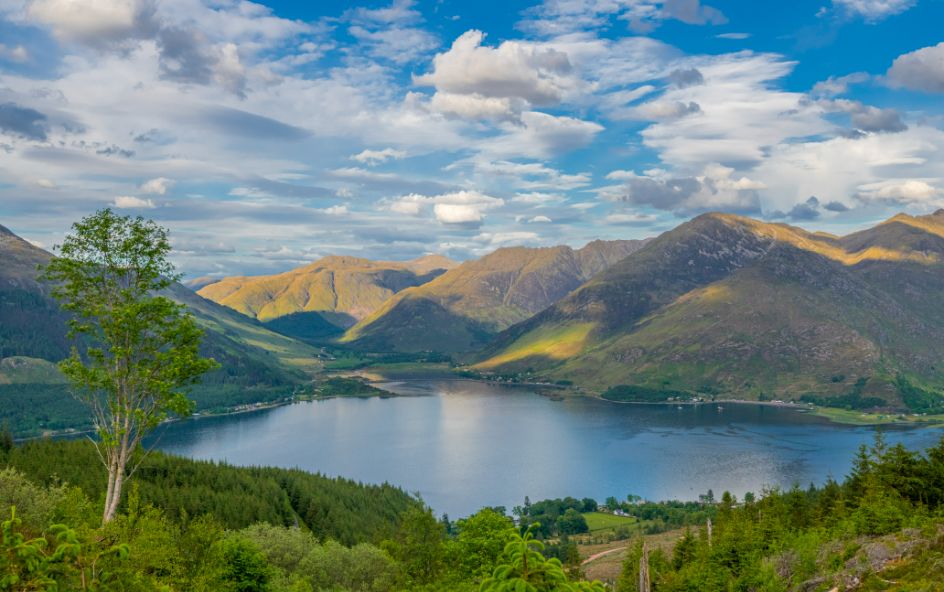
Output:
[
  {"xmin": 341, "ymin": 239, "xmax": 649, "ymax": 354},
  {"xmin": 196, "ymin": 254, "xmax": 456, "ymax": 341},
  {"xmin": 476, "ymin": 211, "xmax": 944, "ymax": 407},
  {"xmin": 0, "ymin": 223, "xmax": 321, "ymax": 387}
]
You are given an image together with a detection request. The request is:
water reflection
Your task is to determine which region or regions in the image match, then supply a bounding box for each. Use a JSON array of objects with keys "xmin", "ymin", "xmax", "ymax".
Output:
[{"xmin": 152, "ymin": 380, "xmax": 944, "ymax": 517}]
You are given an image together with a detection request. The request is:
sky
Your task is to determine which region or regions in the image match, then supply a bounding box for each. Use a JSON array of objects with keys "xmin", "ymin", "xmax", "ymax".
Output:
[{"xmin": 1, "ymin": 0, "xmax": 943, "ymax": 278}]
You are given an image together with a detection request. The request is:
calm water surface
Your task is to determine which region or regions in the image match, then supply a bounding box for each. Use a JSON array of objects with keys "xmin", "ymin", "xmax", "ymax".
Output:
[{"xmin": 153, "ymin": 380, "xmax": 944, "ymax": 517}]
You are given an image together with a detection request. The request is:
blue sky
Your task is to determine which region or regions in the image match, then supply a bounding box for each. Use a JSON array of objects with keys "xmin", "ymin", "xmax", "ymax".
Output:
[{"xmin": 1, "ymin": 0, "xmax": 943, "ymax": 278}]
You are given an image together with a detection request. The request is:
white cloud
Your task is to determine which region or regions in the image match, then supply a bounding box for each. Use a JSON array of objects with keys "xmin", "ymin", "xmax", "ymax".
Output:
[
  {"xmin": 886, "ymin": 43, "xmax": 944, "ymax": 93},
  {"xmin": 113, "ymin": 195, "xmax": 155, "ymax": 208},
  {"xmin": 415, "ymin": 29, "xmax": 584, "ymax": 118},
  {"xmin": 429, "ymin": 92, "xmax": 525, "ymax": 120},
  {"xmin": 637, "ymin": 51, "xmax": 829, "ymax": 167},
  {"xmin": 385, "ymin": 189, "xmax": 504, "ymax": 225},
  {"xmin": 27, "ymin": 0, "xmax": 155, "ymax": 46},
  {"xmin": 351, "ymin": 147, "xmax": 407, "ymax": 165},
  {"xmin": 140, "ymin": 176, "xmax": 174, "ymax": 194},
  {"xmin": 434, "ymin": 203, "xmax": 483, "ymax": 224},
  {"xmin": 322, "ymin": 204, "xmax": 349, "ymax": 215},
  {"xmin": 832, "ymin": 0, "xmax": 916, "ymax": 22},
  {"xmin": 529, "ymin": 215, "xmax": 552, "ymax": 223},
  {"xmin": 35, "ymin": 178, "xmax": 57, "ymax": 189},
  {"xmin": 855, "ymin": 179, "xmax": 941, "ymax": 204},
  {"xmin": 716, "ymin": 33, "xmax": 750, "ymax": 40},
  {"xmin": 0, "ymin": 43, "xmax": 29, "ymax": 62}
]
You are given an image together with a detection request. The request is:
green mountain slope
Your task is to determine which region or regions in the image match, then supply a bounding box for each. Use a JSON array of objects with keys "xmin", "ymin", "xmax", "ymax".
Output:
[
  {"xmin": 0, "ymin": 223, "xmax": 321, "ymax": 386},
  {"xmin": 477, "ymin": 211, "xmax": 944, "ymax": 406},
  {"xmin": 196, "ymin": 254, "xmax": 456, "ymax": 342},
  {"xmin": 341, "ymin": 239, "xmax": 650, "ymax": 354}
]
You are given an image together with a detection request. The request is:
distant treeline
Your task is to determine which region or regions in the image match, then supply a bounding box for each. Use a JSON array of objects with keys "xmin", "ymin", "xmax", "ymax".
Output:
[{"xmin": 601, "ymin": 384, "xmax": 693, "ymax": 403}]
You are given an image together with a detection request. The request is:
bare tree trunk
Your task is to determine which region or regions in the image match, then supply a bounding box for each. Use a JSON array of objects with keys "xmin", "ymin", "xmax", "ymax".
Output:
[{"xmin": 639, "ymin": 542, "xmax": 650, "ymax": 592}]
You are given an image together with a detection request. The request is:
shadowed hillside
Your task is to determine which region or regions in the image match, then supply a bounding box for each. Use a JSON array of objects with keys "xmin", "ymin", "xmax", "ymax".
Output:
[{"xmin": 0, "ymin": 223, "xmax": 324, "ymax": 434}]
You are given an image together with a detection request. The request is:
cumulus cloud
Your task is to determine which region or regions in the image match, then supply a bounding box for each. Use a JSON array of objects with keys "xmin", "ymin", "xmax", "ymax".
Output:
[
  {"xmin": 832, "ymin": 0, "xmax": 916, "ymax": 22},
  {"xmin": 415, "ymin": 30, "xmax": 581, "ymax": 119},
  {"xmin": 854, "ymin": 180, "xmax": 941, "ymax": 205},
  {"xmin": 668, "ymin": 68, "xmax": 704, "ymax": 88},
  {"xmin": 140, "ymin": 177, "xmax": 174, "ymax": 194},
  {"xmin": 825, "ymin": 99, "xmax": 907, "ymax": 133},
  {"xmin": 608, "ymin": 165, "xmax": 765, "ymax": 213},
  {"xmin": 385, "ymin": 190, "xmax": 504, "ymax": 225},
  {"xmin": 27, "ymin": 0, "xmax": 158, "ymax": 48},
  {"xmin": 775, "ymin": 196, "xmax": 822, "ymax": 221},
  {"xmin": 886, "ymin": 43, "xmax": 944, "ymax": 93},
  {"xmin": 35, "ymin": 179, "xmax": 57, "ymax": 189},
  {"xmin": 113, "ymin": 195, "xmax": 156, "ymax": 208},
  {"xmin": 351, "ymin": 148, "xmax": 406, "ymax": 165}
]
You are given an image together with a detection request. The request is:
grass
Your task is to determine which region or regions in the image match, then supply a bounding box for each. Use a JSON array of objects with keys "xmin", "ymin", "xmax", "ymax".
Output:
[
  {"xmin": 583, "ymin": 512, "xmax": 636, "ymax": 533},
  {"xmin": 806, "ymin": 405, "xmax": 944, "ymax": 426},
  {"xmin": 476, "ymin": 322, "xmax": 596, "ymax": 370}
]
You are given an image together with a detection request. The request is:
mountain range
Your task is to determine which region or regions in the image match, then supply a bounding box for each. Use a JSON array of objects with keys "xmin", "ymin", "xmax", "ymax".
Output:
[
  {"xmin": 196, "ymin": 254, "xmax": 456, "ymax": 342},
  {"xmin": 5, "ymin": 209, "xmax": 944, "ymax": 411},
  {"xmin": 476, "ymin": 211, "xmax": 944, "ymax": 405},
  {"xmin": 339, "ymin": 240, "xmax": 649, "ymax": 353}
]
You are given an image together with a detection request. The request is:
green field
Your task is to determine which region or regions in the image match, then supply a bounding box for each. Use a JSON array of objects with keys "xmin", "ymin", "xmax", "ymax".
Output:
[
  {"xmin": 807, "ymin": 405, "xmax": 944, "ymax": 426},
  {"xmin": 583, "ymin": 511, "xmax": 636, "ymax": 532}
]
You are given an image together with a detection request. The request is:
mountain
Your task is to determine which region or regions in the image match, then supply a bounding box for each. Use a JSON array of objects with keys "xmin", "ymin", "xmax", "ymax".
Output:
[
  {"xmin": 476, "ymin": 211, "xmax": 944, "ymax": 406},
  {"xmin": 196, "ymin": 254, "xmax": 456, "ymax": 342},
  {"xmin": 341, "ymin": 239, "xmax": 650, "ymax": 354},
  {"xmin": 0, "ymin": 224, "xmax": 321, "ymax": 388}
]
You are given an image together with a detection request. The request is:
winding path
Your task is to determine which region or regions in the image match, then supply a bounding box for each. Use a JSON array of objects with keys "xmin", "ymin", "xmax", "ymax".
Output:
[{"xmin": 581, "ymin": 546, "xmax": 627, "ymax": 566}]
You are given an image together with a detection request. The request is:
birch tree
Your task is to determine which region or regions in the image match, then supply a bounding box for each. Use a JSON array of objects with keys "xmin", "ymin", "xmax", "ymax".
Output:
[{"xmin": 42, "ymin": 209, "xmax": 216, "ymax": 524}]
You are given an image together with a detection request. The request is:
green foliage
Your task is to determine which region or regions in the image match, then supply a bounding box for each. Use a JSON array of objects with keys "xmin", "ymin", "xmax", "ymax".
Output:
[
  {"xmin": 480, "ymin": 526, "xmax": 605, "ymax": 592},
  {"xmin": 610, "ymin": 434, "xmax": 944, "ymax": 591},
  {"xmin": 601, "ymin": 385, "xmax": 692, "ymax": 403},
  {"xmin": 800, "ymin": 376, "xmax": 887, "ymax": 410},
  {"xmin": 2, "ymin": 440, "xmax": 418, "ymax": 544},
  {"xmin": 444, "ymin": 509, "xmax": 518, "ymax": 581},
  {"xmin": 380, "ymin": 507, "xmax": 444, "ymax": 585},
  {"xmin": 0, "ymin": 506, "xmax": 128, "ymax": 591},
  {"xmin": 895, "ymin": 374, "xmax": 944, "ymax": 413},
  {"xmin": 216, "ymin": 537, "xmax": 274, "ymax": 592},
  {"xmin": 312, "ymin": 377, "xmax": 388, "ymax": 399}
]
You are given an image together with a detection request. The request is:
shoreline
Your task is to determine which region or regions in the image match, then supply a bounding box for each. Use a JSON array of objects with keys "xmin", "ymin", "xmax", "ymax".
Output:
[{"xmin": 22, "ymin": 376, "xmax": 944, "ymax": 441}]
